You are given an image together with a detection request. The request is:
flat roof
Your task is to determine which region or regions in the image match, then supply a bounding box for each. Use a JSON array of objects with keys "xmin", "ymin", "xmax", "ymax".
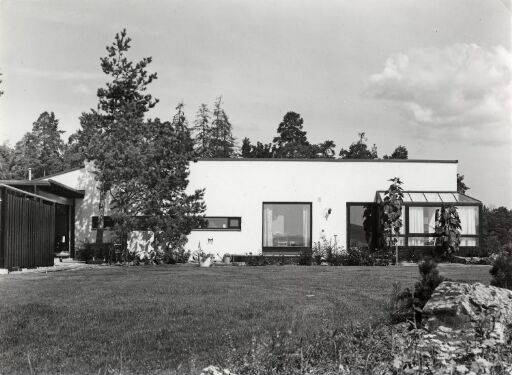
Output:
[{"xmin": 196, "ymin": 158, "xmax": 458, "ymax": 163}]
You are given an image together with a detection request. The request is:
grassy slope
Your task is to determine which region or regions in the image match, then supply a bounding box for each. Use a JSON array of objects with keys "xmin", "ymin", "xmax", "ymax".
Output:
[{"xmin": 0, "ymin": 265, "xmax": 491, "ymax": 374}]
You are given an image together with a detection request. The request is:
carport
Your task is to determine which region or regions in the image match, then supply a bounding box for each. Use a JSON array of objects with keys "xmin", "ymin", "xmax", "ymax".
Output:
[{"xmin": 0, "ymin": 181, "xmax": 84, "ymax": 270}]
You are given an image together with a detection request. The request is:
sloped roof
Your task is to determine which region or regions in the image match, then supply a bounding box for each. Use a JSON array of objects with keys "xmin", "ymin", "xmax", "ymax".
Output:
[{"xmin": 376, "ymin": 191, "xmax": 481, "ymax": 204}]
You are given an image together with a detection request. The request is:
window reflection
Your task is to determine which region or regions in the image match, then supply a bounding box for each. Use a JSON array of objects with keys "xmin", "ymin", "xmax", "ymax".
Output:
[{"xmin": 263, "ymin": 203, "xmax": 311, "ymax": 247}]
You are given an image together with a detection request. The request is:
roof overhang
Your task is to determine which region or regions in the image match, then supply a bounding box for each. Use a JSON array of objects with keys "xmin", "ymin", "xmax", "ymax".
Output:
[{"xmin": 0, "ymin": 179, "xmax": 85, "ymax": 199}]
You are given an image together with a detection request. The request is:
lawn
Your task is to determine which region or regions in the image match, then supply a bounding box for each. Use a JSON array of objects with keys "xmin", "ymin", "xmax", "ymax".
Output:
[{"xmin": 0, "ymin": 264, "xmax": 491, "ymax": 374}]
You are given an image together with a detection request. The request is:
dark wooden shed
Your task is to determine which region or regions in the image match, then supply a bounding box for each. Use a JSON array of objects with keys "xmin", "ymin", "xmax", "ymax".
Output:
[{"xmin": 0, "ymin": 184, "xmax": 58, "ymax": 270}]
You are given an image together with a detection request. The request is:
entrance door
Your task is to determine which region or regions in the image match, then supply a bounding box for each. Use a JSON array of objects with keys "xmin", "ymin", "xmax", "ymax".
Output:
[{"xmin": 55, "ymin": 204, "xmax": 70, "ymax": 255}]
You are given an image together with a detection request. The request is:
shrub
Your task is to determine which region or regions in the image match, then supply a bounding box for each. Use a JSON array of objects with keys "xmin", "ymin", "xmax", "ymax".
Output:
[
  {"xmin": 298, "ymin": 249, "xmax": 312, "ymax": 266},
  {"xmin": 311, "ymin": 241, "xmax": 325, "ymax": 265},
  {"xmin": 75, "ymin": 241, "xmax": 93, "ymax": 262},
  {"xmin": 163, "ymin": 247, "xmax": 191, "ymax": 264},
  {"xmin": 391, "ymin": 259, "xmax": 446, "ymax": 324},
  {"xmin": 313, "ymin": 235, "xmax": 345, "ymax": 265},
  {"xmin": 246, "ymin": 256, "xmax": 273, "ymax": 266},
  {"xmin": 76, "ymin": 242, "xmax": 120, "ymax": 263},
  {"xmin": 344, "ymin": 246, "xmax": 375, "ymax": 266},
  {"xmin": 490, "ymin": 252, "xmax": 512, "ymax": 290}
]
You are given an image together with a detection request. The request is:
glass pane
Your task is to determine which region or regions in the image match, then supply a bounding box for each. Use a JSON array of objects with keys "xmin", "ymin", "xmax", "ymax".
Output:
[
  {"xmin": 455, "ymin": 194, "xmax": 479, "ymax": 203},
  {"xmin": 457, "ymin": 206, "xmax": 479, "ymax": 235},
  {"xmin": 263, "ymin": 204, "xmax": 311, "ymax": 247},
  {"xmin": 403, "ymin": 193, "xmax": 413, "ymax": 203},
  {"xmin": 460, "ymin": 237, "xmax": 479, "ymax": 247},
  {"xmin": 409, "ymin": 207, "xmax": 439, "ymax": 234},
  {"xmin": 228, "ymin": 218, "xmax": 240, "ymax": 228},
  {"xmin": 408, "ymin": 236, "xmax": 436, "ymax": 246},
  {"xmin": 424, "ymin": 193, "xmax": 442, "ymax": 203},
  {"xmin": 439, "ymin": 193, "xmax": 457, "ymax": 203},
  {"xmin": 348, "ymin": 204, "xmax": 373, "ymax": 248},
  {"xmin": 205, "ymin": 217, "xmax": 229, "ymax": 229},
  {"xmin": 408, "ymin": 192, "xmax": 427, "ymax": 202}
]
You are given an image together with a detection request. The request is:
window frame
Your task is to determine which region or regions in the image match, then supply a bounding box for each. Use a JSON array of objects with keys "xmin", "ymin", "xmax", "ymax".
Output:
[
  {"xmin": 262, "ymin": 202, "xmax": 312, "ymax": 253},
  {"xmin": 193, "ymin": 216, "xmax": 242, "ymax": 231},
  {"xmin": 346, "ymin": 202, "xmax": 406, "ymax": 250},
  {"xmin": 405, "ymin": 202, "xmax": 482, "ymax": 248}
]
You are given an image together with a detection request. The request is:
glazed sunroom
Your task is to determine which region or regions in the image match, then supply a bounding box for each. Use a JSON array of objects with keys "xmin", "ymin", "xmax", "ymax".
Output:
[{"xmin": 347, "ymin": 191, "xmax": 482, "ymax": 257}]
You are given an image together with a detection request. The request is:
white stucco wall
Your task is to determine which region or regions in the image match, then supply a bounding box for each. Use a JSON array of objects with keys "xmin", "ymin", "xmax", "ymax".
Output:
[
  {"xmin": 45, "ymin": 160, "xmax": 457, "ymax": 255},
  {"xmin": 185, "ymin": 160, "xmax": 457, "ymax": 256},
  {"xmin": 43, "ymin": 163, "xmax": 114, "ymax": 246}
]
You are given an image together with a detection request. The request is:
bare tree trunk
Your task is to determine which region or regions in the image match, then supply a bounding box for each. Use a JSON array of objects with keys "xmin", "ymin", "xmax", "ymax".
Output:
[{"xmin": 95, "ymin": 189, "xmax": 106, "ymax": 244}]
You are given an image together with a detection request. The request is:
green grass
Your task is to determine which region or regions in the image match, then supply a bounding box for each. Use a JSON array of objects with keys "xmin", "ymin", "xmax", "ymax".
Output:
[{"xmin": 0, "ymin": 264, "xmax": 491, "ymax": 374}]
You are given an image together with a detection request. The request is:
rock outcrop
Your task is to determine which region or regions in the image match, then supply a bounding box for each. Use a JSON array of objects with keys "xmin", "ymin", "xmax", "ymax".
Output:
[{"xmin": 422, "ymin": 281, "xmax": 512, "ymax": 343}]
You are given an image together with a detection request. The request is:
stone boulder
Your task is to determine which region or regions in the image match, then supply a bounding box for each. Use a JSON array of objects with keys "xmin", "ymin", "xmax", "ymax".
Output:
[{"xmin": 422, "ymin": 281, "xmax": 512, "ymax": 343}]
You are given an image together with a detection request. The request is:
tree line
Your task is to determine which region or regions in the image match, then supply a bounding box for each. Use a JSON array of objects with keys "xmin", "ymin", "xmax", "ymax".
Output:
[{"xmin": 0, "ymin": 96, "xmax": 412, "ymax": 181}]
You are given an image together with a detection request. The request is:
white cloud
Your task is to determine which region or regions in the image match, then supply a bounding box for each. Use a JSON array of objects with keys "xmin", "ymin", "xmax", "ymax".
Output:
[{"xmin": 366, "ymin": 44, "xmax": 512, "ymax": 145}]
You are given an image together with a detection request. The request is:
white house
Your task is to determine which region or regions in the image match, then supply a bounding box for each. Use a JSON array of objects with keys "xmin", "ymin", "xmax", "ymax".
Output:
[{"xmin": 18, "ymin": 158, "xmax": 480, "ymax": 261}]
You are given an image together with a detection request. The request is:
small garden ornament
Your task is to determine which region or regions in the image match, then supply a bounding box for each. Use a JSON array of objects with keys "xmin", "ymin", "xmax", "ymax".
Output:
[{"xmin": 199, "ymin": 253, "xmax": 213, "ymax": 267}]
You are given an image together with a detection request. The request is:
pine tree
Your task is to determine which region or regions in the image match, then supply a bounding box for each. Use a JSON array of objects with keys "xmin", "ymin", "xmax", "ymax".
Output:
[
  {"xmin": 125, "ymin": 105, "xmax": 205, "ymax": 260},
  {"xmin": 85, "ymin": 29, "xmax": 158, "ymax": 244},
  {"xmin": 273, "ymin": 111, "xmax": 308, "ymax": 148}
]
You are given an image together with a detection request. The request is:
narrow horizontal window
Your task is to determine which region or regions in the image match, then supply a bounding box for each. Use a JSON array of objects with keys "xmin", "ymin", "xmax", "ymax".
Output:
[
  {"xmin": 91, "ymin": 216, "xmax": 116, "ymax": 230},
  {"xmin": 91, "ymin": 215, "xmax": 151, "ymax": 231},
  {"xmin": 195, "ymin": 217, "xmax": 241, "ymax": 230}
]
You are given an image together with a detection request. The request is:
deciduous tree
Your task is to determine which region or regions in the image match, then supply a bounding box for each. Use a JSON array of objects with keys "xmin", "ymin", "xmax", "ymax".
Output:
[
  {"xmin": 0, "ymin": 143, "xmax": 14, "ymax": 179},
  {"xmin": 11, "ymin": 112, "xmax": 65, "ymax": 179},
  {"xmin": 384, "ymin": 145, "xmax": 408, "ymax": 159},
  {"xmin": 457, "ymin": 173, "xmax": 469, "ymax": 194},
  {"xmin": 339, "ymin": 132, "xmax": 378, "ymax": 159},
  {"xmin": 241, "ymin": 137, "xmax": 274, "ymax": 158}
]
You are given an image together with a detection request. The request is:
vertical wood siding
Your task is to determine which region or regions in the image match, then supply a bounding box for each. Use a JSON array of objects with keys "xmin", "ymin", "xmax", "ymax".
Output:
[{"xmin": 0, "ymin": 187, "xmax": 55, "ymax": 269}]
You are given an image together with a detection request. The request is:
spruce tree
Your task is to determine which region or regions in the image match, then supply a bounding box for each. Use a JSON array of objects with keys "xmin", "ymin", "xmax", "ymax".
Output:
[
  {"xmin": 210, "ymin": 96, "xmax": 235, "ymax": 158},
  {"xmin": 192, "ymin": 103, "xmax": 211, "ymax": 157}
]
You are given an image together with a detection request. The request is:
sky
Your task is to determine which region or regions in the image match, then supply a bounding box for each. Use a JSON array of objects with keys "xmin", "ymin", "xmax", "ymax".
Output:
[{"xmin": 0, "ymin": 0, "xmax": 511, "ymax": 207}]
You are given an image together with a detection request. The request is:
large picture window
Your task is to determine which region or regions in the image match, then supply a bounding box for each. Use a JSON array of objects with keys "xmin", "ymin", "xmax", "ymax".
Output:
[{"xmin": 263, "ymin": 203, "xmax": 311, "ymax": 249}]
